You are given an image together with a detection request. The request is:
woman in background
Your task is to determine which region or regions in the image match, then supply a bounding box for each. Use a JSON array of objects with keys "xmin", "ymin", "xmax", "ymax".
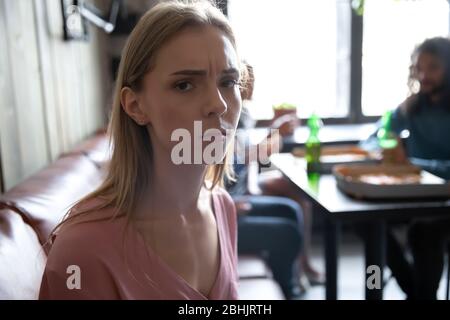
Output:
[{"xmin": 228, "ymin": 62, "xmax": 323, "ymax": 294}]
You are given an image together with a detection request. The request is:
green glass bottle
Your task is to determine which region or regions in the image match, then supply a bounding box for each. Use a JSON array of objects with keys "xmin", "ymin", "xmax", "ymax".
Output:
[
  {"xmin": 307, "ymin": 171, "xmax": 320, "ymax": 194},
  {"xmin": 377, "ymin": 110, "xmax": 399, "ymax": 164},
  {"xmin": 306, "ymin": 113, "xmax": 322, "ymax": 173},
  {"xmin": 377, "ymin": 110, "xmax": 398, "ymax": 149}
]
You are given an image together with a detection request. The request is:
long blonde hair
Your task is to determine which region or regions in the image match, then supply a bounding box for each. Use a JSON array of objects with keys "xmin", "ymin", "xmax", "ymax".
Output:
[{"xmin": 48, "ymin": 0, "xmax": 242, "ymax": 241}]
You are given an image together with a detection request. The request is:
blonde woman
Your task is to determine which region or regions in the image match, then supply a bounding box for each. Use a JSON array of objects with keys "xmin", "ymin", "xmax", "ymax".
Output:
[{"xmin": 39, "ymin": 0, "xmax": 242, "ymax": 300}]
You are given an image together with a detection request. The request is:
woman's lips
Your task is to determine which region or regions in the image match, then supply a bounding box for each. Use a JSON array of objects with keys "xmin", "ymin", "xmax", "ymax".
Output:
[{"xmin": 202, "ymin": 128, "xmax": 228, "ymax": 140}]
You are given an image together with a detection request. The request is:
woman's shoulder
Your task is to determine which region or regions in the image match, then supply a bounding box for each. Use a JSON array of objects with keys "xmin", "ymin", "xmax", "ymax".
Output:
[
  {"xmin": 60, "ymin": 196, "xmax": 126, "ymax": 231},
  {"xmin": 212, "ymin": 186, "xmax": 235, "ymax": 212},
  {"xmin": 68, "ymin": 196, "xmax": 119, "ymax": 220},
  {"xmin": 54, "ymin": 212, "xmax": 122, "ymax": 244},
  {"xmin": 48, "ymin": 199, "xmax": 126, "ymax": 262},
  {"xmin": 211, "ymin": 187, "xmax": 238, "ymax": 260},
  {"xmin": 212, "ymin": 186, "xmax": 237, "ymax": 230},
  {"xmin": 41, "ymin": 205, "xmax": 126, "ymax": 299}
]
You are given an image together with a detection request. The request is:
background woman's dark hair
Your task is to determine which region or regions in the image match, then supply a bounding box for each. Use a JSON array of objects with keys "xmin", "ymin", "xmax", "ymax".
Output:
[{"xmin": 404, "ymin": 37, "xmax": 450, "ymax": 114}]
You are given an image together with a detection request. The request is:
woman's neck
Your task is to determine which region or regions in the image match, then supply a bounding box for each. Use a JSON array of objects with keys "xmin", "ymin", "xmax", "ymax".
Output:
[{"xmin": 136, "ymin": 145, "xmax": 211, "ymax": 221}]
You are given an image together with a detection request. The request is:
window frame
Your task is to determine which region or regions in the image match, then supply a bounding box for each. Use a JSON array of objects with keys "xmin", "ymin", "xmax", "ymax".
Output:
[{"xmin": 224, "ymin": 0, "xmax": 450, "ymax": 126}]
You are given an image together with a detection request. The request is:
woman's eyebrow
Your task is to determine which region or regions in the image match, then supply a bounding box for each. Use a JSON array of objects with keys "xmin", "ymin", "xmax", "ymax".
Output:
[
  {"xmin": 222, "ymin": 68, "xmax": 240, "ymax": 76},
  {"xmin": 169, "ymin": 68, "xmax": 239, "ymax": 76},
  {"xmin": 170, "ymin": 69, "xmax": 207, "ymax": 76}
]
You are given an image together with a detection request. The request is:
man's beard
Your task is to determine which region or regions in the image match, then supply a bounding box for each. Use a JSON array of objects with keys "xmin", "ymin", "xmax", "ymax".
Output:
[{"xmin": 420, "ymin": 82, "xmax": 446, "ymax": 97}]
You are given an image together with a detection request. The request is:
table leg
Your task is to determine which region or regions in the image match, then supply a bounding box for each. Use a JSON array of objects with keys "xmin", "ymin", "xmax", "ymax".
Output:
[
  {"xmin": 364, "ymin": 220, "xmax": 386, "ymax": 300},
  {"xmin": 325, "ymin": 217, "xmax": 340, "ymax": 300}
]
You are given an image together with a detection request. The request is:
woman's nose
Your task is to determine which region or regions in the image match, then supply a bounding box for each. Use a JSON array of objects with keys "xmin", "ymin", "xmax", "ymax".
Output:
[{"xmin": 203, "ymin": 86, "xmax": 227, "ymax": 117}]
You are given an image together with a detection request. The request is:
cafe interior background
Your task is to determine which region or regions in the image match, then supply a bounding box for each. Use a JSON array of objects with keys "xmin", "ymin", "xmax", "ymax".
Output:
[{"xmin": 1, "ymin": 0, "xmax": 450, "ymax": 300}]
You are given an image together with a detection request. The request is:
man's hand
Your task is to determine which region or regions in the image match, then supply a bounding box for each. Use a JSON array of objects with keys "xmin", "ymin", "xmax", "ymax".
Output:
[
  {"xmin": 270, "ymin": 114, "xmax": 299, "ymax": 137},
  {"xmin": 382, "ymin": 138, "xmax": 410, "ymax": 164}
]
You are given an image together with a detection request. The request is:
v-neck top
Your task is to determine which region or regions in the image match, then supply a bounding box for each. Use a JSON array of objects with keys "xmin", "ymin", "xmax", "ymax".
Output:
[{"xmin": 38, "ymin": 187, "xmax": 238, "ymax": 300}]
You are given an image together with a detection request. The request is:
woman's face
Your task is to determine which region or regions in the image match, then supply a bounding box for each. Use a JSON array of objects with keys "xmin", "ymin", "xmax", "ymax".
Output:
[
  {"xmin": 138, "ymin": 25, "xmax": 242, "ymax": 163},
  {"xmin": 414, "ymin": 52, "xmax": 445, "ymax": 95}
]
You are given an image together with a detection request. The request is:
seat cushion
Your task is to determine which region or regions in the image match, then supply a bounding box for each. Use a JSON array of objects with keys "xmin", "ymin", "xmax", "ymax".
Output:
[
  {"xmin": 238, "ymin": 278, "xmax": 285, "ymax": 300},
  {"xmin": 0, "ymin": 209, "xmax": 46, "ymax": 299},
  {"xmin": 0, "ymin": 155, "xmax": 103, "ymax": 244}
]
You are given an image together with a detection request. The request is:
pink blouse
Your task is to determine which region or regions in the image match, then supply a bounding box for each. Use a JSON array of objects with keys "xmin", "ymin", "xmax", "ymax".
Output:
[{"xmin": 39, "ymin": 188, "xmax": 238, "ymax": 300}]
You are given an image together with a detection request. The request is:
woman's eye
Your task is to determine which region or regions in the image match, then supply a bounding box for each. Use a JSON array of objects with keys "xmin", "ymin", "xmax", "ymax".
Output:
[
  {"xmin": 174, "ymin": 81, "xmax": 194, "ymax": 92},
  {"xmin": 222, "ymin": 79, "xmax": 239, "ymax": 88}
]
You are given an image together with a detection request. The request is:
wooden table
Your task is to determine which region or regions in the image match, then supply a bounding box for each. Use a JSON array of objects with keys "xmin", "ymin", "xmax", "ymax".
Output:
[{"xmin": 270, "ymin": 153, "xmax": 450, "ymax": 300}]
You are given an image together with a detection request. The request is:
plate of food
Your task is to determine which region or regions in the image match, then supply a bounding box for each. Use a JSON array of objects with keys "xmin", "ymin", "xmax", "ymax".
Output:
[
  {"xmin": 292, "ymin": 145, "xmax": 380, "ymax": 173},
  {"xmin": 333, "ymin": 164, "xmax": 450, "ymax": 199}
]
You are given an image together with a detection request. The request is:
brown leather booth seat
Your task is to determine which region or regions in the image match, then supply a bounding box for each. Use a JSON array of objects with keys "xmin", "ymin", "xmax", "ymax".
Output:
[
  {"xmin": 1, "ymin": 156, "xmax": 103, "ymax": 245},
  {"xmin": 63, "ymin": 129, "xmax": 111, "ymax": 169},
  {"xmin": 0, "ymin": 209, "xmax": 46, "ymax": 299},
  {"xmin": 0, "ymin": 132, "xmax": 284, "ymax": 300}
]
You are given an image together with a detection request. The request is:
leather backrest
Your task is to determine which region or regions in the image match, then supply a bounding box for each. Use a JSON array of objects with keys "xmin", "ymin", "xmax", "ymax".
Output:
[
  {"xmin": 0, "ymin": 155, "xmax": 104, "ymax": 245},
  {"xmin": 64, "ymin": 132, "xmax": 111, "ymax": 169}
]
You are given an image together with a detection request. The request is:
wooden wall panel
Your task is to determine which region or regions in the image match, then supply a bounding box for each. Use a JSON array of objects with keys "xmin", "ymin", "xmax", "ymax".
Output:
[
  {"xmin": 0, "ymin": 0, "xmax": 109, "ymax": 192},
  {"xmin": 0, "ymin": 0, "xmax": 50, "ymax": 190}
]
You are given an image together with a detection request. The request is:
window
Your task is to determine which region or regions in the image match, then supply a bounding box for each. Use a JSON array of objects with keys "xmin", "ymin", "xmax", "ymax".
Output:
[
  {"xmin": 228, "ymin": 0, "xmax": 351, "ymax": 120},
  {"xmin": 228, "ymin": 0, "xmax": 450, "ymax": 122},
  {"xmin": 362, "ymin": 0, "xmax": 450, "ymax": 116}
]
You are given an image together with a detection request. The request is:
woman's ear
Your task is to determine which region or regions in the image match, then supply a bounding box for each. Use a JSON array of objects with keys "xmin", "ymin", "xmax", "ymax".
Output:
[{"xmin": 120, "ymin": 87, "xmax": 150, "ymax": 126}]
